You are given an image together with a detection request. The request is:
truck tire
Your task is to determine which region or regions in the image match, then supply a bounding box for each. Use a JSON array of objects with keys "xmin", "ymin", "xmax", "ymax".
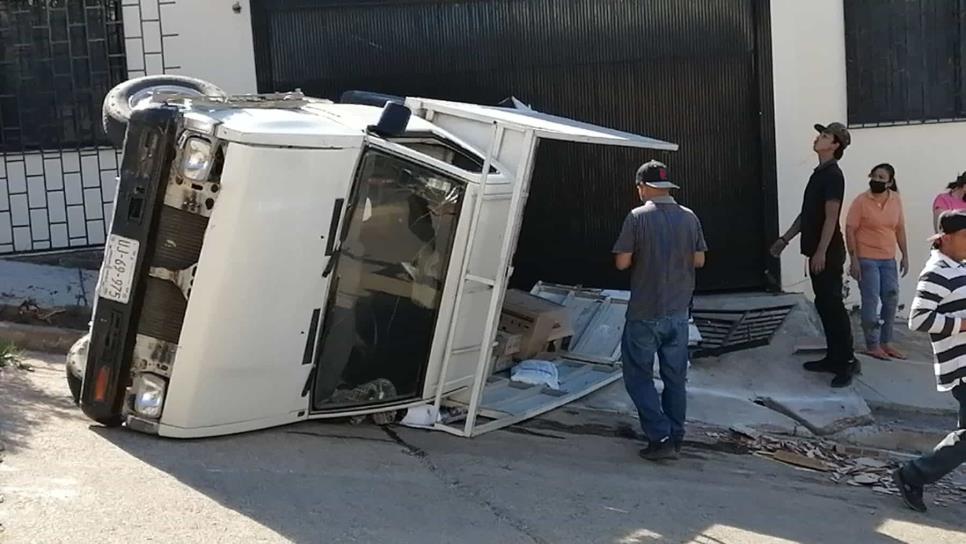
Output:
[
  {"xmin": 66, "ymin": 362, "xmax": 82, "ymax": 405},
  {"xmin": 65, "ymin": 333, "xmax": 90, "ymax": 405},
  {"xmin": 102, "ymin": 75, "xmax": 226, "ymax": 147}
]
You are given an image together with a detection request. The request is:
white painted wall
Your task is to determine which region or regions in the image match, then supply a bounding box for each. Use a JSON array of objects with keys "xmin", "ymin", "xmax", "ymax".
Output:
[
  {"xmin": 122, "ymin": 0, "xmax": 257, "ymax": 93},
  {"xmin": 770, "ymin": 0, "xmax": 966, "ymax": 311}
]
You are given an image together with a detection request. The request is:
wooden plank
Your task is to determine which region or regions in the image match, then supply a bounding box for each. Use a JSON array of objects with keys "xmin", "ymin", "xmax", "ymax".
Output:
[{"xmin": 770, "ymin": 451, "xmax": 831, "ymax": 472}]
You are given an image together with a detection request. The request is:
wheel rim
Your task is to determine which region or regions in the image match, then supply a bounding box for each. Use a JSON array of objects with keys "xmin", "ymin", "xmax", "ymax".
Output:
[{"xmin": 128, "ymin": 85, "xmax": 205, "ymax": 110}]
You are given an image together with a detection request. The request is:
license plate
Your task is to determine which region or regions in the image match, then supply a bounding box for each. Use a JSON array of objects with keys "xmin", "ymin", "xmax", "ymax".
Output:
[{"xmin": 98, "ymin": 235, "xmax": 140, "ymax": 304}]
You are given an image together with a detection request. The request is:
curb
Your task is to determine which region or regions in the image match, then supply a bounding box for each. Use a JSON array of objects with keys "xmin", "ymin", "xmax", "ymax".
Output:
[
  {"xmin": 533, "ymin": 404, "xmax": 923, "ymax": 463},
  {"xmin": 0, "ymin": 321, "xmax": 85, "ymax": 354}
]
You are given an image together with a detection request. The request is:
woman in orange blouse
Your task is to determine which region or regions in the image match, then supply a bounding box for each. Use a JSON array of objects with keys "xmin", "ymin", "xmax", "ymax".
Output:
[{"xmin": 845, "ymin": 163, "xmax": 909, "ymax": 360}]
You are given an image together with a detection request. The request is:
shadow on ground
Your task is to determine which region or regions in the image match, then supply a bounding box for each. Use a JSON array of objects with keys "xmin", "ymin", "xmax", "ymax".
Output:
[
  {"xmin": 4, "ymin": 351, "xmax": 964, "ymax": 543},
  {"xmin": 0, "ymin": 354, "xmax": 77, "ymax": 454},
  {"xmin": 94, "ymin": 417, "xmax": 966, "ymax": 544}
]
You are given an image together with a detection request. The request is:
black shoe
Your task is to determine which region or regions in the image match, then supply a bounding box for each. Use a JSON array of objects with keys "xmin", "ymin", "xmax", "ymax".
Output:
[
  {"xmin": 639, "ymin": 438, "xmax": 679, "ymax": 461},
  {"xmin": 830, "ymin": 373, "xmax": 853, "ymax": 388},
  {"xmin": 673, "ymin": 440, "xmax": 683, "ymax": 454},
  {"xmin": 893, "ymin": 468, "xmax": 927, "ymax": 512},
  {"xmin": 830, "ymin": 359, "xmax": 862, "ymax": 388},
  {"xmin": 803, "ymin": 358, "xmax": 836, "ymax": 374}
]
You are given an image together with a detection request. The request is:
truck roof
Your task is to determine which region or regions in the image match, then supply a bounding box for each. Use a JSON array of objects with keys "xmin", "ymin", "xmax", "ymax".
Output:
[{"xmin": 182, "ymin": 100, "xmax": 447, "ymax": 149}]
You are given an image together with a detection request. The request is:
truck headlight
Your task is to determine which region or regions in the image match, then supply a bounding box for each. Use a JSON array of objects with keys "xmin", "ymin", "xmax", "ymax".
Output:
[
  {"xmin": 132, "ymin": 374, "xmax": 167, "ymax": 419},
  {"xmin": 180, "ymin": 137, "xmax": 213, "ymax": 181}
]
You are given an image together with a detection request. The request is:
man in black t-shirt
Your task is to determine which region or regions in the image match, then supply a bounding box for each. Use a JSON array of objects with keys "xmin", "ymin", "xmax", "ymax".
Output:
[{"xmin": 770, "ymin": 122, "xmax": 860, "ymax": 388}]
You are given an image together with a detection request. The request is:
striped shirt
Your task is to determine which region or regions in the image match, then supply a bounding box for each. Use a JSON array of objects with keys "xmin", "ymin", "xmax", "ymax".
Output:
[{"xmin": 908, "ymin": 250, "xmax": 966, "ymax": 391}]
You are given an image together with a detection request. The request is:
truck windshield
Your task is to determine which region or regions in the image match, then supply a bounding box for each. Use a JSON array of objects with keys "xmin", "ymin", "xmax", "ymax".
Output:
[{"xmin": 312, "ymin": 150, "xmax": 465, "ymax": 410}]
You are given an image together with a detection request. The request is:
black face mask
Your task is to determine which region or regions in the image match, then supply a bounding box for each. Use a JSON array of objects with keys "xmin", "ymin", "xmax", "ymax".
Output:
[{"xmin": 869, "ymin": 180, "xmax": 889, "ymax": 194}]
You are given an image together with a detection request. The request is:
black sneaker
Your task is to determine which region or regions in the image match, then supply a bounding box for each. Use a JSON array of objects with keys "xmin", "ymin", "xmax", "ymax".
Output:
[
  {"xmin": 830, "ymin": 373, "xmax": 853, "ymax": 388},
  {"xmin": 673, "ymin": 440, "xmax": 683, "ymax": 454},
  {"xmin": 892, "ymin": 468, "xmax": 927, "ymax": 512},
  {"xmin": 639, "ymin": 438, "xmax": 679, "ymax": 461},
  {"xmin": 803, "ymin": 358, "xmax": 836, "ymax": 374},
  {"xmin": 831, "ymin": 359, "xmax": 862, "ymax": 388}
]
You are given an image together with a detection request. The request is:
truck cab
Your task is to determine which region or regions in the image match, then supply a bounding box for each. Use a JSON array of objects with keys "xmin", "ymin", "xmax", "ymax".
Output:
[{"xmin": 74, "ymin": 77, "xmax": 676, "ymax": 438}]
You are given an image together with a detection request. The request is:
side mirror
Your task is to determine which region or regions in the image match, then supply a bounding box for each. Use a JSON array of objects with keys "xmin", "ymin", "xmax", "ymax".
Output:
[{"xmin": 366, "ymin": 102, "xmax": 411, "ymax": 137}]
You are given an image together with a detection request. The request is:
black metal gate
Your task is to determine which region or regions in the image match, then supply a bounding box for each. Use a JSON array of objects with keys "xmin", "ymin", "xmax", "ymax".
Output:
[
  {"xmin": 251, "ymin": 0, "xmax": 778, "ymax": 292},
  {"xmin": 0, "ymin": 0, "xmax": 127, "ymax": 254}
]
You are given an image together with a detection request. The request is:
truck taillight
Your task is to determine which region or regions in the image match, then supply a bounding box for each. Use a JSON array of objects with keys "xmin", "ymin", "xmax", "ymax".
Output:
[{"xmin": 93, "ymin": 366, "xmax": 111, "ymax": 402}]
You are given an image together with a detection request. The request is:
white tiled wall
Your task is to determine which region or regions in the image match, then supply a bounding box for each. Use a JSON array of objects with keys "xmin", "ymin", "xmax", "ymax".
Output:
[
  {"xmin": 122, "ymin": 0, "xmax": 257, "ymax": 93},
  {"xmin": 1, "ymin": 0, "xmax": 256, "ymax": 255},
  {"xmin": 0, "ymin": 148, "xmax": 119, "ymax": 254}
]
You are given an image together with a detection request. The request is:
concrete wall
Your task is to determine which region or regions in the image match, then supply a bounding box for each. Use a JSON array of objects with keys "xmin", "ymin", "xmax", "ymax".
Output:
[
  {"xmin": 770, "ymin": 0, "xmax": 966, "ymax": 311},
  {"xmin": 123, "ymin": 0, "xmax": 257, "ymax": 93}
]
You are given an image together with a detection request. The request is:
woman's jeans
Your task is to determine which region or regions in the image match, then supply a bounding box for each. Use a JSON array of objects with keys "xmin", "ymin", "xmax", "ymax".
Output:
[{"xmin": 858, "ymin": 258, "xmax": 899, "ymax": 350}]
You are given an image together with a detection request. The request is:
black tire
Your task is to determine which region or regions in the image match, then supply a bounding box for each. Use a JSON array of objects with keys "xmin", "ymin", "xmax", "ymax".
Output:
[
  {"xmin": 94, "ymin": 415, "xmax": 125, "ymax": 428},
  {"xmin": 102, "ymin": 75, "xmax": 226, "ymax": 147},
  {"xmin": 66, "ymin": 363, "xmax": 82, "ymax": 405}
]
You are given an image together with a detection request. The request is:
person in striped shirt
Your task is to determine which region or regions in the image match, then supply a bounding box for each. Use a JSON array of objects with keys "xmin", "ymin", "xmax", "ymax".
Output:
[{"xmin": 892, "ymin": 210, "xmax": 966, "ymax": 512}]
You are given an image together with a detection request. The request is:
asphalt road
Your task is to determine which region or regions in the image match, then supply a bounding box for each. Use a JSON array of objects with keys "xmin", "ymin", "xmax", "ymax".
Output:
[{"xmin": 1, "ymin": 353, "xmax": 964, "ymax": 543}]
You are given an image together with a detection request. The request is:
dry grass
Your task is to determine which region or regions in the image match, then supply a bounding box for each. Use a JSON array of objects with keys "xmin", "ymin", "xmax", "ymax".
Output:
[{"xmin": 0, "ymin": 340, "xmax": 25, "ymax": 369}]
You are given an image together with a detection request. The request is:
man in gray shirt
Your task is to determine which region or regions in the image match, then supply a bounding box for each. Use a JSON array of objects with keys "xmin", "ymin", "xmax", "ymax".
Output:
[{"xmin": 613, "ymin": 160, "xmax": 707, "ymax": 461}]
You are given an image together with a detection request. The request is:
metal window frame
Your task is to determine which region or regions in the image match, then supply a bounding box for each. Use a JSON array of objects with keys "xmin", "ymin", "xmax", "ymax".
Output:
[{"xmin": 844, "ymin": 0, "xmax": 966, "ymax": 127}]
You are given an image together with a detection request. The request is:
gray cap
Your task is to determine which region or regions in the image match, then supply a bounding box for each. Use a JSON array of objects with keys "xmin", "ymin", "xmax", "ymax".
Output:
[{"xmin": 814, "ymin": 122, "xmax": 851, "ymax": 150}]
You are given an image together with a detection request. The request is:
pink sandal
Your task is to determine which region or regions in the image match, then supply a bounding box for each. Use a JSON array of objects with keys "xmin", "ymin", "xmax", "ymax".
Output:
[
  {"xmin": 882, "ymin": 346, "xmax": 906, "ymax": 360},
  {"xmin": 863, "ymin": 348, "xmax": 890, "ymax": 361}
]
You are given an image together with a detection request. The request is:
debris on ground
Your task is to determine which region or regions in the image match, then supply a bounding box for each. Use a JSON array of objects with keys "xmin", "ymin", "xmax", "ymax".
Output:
[
  {"xmin": 0, "ymin": 340, "xmax": 24, "ymax": 369},
  {"xmin": 708, "ymin": 429, "xmax": 966, "ymax": 507},
  {"xmin": 17, "ymin": 298, "xmax": 66, "ymax": 324}
]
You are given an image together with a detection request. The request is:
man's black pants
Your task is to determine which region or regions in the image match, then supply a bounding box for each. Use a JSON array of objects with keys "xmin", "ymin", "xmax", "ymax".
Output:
[{"xmin": 809, "ymin": 250, "xmax": 855, "ymax": 372}]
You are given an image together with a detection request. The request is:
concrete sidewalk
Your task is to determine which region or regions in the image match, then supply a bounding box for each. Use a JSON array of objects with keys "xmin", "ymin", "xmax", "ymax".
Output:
[
  {"xmin": 578, "ymin": 294, "xmax": 876, "ymax": 437},
  {"xmin": 855, "ymin": 357, "xmax": 960, "ymax": 414}
]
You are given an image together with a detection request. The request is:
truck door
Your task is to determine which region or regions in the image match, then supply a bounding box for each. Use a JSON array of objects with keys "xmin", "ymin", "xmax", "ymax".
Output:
[{"xmin": 311, "ymin": 147, "xmax": 468, "ymax": 410}]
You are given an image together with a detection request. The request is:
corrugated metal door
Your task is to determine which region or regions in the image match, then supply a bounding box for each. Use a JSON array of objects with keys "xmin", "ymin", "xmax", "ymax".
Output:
[{"xmin": 250, "ymin": 0, "xmax": 777, "ymax": 292}]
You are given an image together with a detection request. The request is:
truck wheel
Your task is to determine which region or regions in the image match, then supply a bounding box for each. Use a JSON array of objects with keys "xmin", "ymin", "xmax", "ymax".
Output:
[
  {"xmin": 66, "ymin": 363, "xmax": 82, "ymax": 405},
  {"xmin": 65, "ymin": 333, "xmax": 90, "ymax": 405},
  {"xmin": 102, "ymin": 75, "xmax": 226, "ymax": 147}
]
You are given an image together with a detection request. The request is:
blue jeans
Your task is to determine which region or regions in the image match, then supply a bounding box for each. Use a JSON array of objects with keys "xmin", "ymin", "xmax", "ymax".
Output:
[
  {"xmin": 858, "ymin": 258, "xmax": 899, "ymax": 350},
  {"xmin": 621, "ymin": 317, "xmax": 690, "ymax": 443}
]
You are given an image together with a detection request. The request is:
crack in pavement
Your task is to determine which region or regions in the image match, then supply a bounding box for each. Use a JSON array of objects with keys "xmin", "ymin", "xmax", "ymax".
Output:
[
  {"xmin": 381, "ymin": 425, "xmax": 553, "ymax": 544},
  {"xmin": 284, "ymin": 429, "xmax": 396, "ymax": 444}
]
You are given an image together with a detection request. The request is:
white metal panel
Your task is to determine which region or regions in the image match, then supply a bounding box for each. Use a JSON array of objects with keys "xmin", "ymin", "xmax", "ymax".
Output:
[
  {"xmin": 210, "ymin": 108, "xmax": 365, "ymax": 148},
  {"xmin": 160, "ymin": 143, "xmax": 361, "ymax": 432},
  {"xmin": 407, "ymin": 97, "xmax": 679, "ymax": 152}
]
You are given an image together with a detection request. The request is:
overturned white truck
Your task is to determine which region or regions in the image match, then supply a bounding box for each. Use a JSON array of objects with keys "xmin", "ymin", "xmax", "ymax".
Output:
[{"xmin": 67, "ymin": 75, "xmax": 677, "ymax": 438}]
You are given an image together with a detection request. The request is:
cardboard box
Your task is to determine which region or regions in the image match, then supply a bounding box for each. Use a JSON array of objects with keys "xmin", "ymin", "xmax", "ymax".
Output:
[
  {"xmin": 489, "ymin": 330, "xmax": 523, "ymax": 374},
  {"xmin": 499, "ymin": 289, "xmax": 574, "ymax": 359}
]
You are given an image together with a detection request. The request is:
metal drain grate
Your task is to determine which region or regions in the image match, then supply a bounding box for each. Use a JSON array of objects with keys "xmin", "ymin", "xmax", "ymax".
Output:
[{"xmin": 691, "ymin": 305, "xmax": 795, "ymax": 357}]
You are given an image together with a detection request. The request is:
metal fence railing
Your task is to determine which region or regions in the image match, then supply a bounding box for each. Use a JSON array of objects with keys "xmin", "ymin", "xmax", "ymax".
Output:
[{"xmin": 0, "ymin": 0, "xmax": 127, "ymax": 255}]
